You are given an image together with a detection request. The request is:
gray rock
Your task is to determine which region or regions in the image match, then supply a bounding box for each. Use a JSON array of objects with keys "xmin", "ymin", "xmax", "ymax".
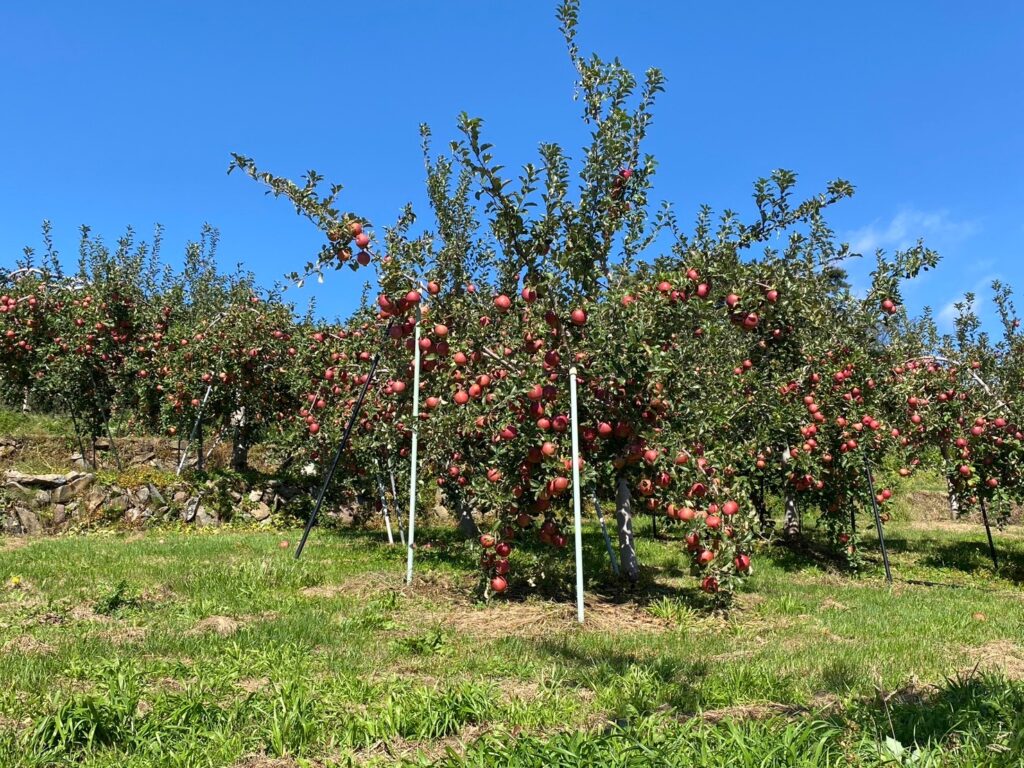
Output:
[
  {"xmin": 134, "ymin": 486, "xmax": 150, "ymax": 504},
  {"xmin": 106, "ymin": 495, "xmax": 128, "ymax": 514},
  {"xmin": 182, "ymin": 498, "xmax": 200, "ymax": 523},
  {"xmin": 50, "ymin": 474, "xmax": 94, "ymax": 504},
  {"xmin": 248, "ymin": 489, "xmax": 263, "ymax": 503},
  {"xmin": 4, "ymin": 482, "xmax": 33, "ymax": 501},
  {"xmin": 148, "ymin": 485, "xmax": 166, "ymax": 506},
  {"xmin": 85, "ymin": 489, "xmax": 106, "ymax": 516},
  {"xmin": 250, "ymin": 501, "xmax": 272, "ymax": 522},
  {"xmin": 126, "ymin": 507, "xmax": 150, "ymax": 524},
  {"xmin": 52, "ymin": 504, "xmax": 67, "ymax": 526},
  {"xmin": 4, "ymin": 471, "xmax": 85, "ymax": 489},
  {"xmin": 194, "ymin": 505, "xmax": 219, "ymax": 526},
  {"xmin": 132, "ymin": 451, "xmax": 157, "ymax": 465},
  {"xmin": 14, "ymin": 507, "xmax": 41, "ymax": 535},
  {"xmin": 172, "ymin": 491, "xmax": 189, "ymax": 504}
]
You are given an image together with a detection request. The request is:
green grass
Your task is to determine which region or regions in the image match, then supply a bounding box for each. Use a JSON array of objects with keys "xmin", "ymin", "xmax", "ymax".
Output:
[
  {"xmin": 0, "ymin": 408, "xmax": 74, "ymax": 439},
  {"xmin": 1, "ymin": 517, "xmax": 1023, "ymax": 767}
]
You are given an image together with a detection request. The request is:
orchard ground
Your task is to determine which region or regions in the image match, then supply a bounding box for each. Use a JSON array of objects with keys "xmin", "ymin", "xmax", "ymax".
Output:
[{"xmin": 1, "ymin": 497, "xmax": 1023, "ymax": 767}]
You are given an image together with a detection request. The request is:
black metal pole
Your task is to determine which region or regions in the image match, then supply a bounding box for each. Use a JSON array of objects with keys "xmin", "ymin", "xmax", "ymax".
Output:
[
  {"xmin": 863, "ymin": 457, "xmax": 893, "ymax": 583},
  {"xmin": 103, "ymin": 415, "xmax": 122, "ymax": 471},
  {"xmin": 63, "ymin": 395, "xmax": 90, "ymax": 470},
  {"xmin": 295, "ymin": 319, "xmax": 393, "ymax": 559},
  {"xmin": 89, "ymin": 369, "xmax": 121, "ymax": 470},
  {"xmin": 177, "ymin": 384, "xmax": 213, "ymax": 476},
  {"xmin": 978, "ymin": 495, "xmax": 999, "ymax": 570}
]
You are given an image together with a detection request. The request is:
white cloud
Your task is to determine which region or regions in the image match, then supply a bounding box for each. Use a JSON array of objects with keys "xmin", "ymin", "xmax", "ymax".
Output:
[
  {"xmin": 936, "ymin": 274, "xmax": 998, "ymax": 330},
  {"xmin": 848, "ymin": 209, "xmax": 979, "ymax": 255}
]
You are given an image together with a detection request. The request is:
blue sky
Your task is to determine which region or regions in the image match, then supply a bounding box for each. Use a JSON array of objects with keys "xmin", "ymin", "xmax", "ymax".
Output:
[{"xmin": 1, "ymin": 2, "xmax": 1022, "ymax": 330}]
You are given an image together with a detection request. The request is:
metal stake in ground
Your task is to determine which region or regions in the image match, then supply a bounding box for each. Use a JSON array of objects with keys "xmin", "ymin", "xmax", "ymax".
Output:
[
  {"xmin": 405, "ymin": 305, "xmax": 423, "ymax": 585},
  {"xmin": 294, "ymin": 319, "xmax": 394, "ymax": 559},
  {"xmin": 569, "ymin": 366, "xmax": 585, "ymax": 624},
  {"xmin": 978, "ymin": 495, "xmax": 999, "ymax": 570},
  {"xmin": 863, "ymin": 457, "xmax": 893, "ymax": 583}
]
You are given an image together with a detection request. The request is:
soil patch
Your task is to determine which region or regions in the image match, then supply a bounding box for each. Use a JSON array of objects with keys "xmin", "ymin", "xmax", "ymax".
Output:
[{"xmin": 236, "ymin": 677, "xmax": 271, "ymax": 694}]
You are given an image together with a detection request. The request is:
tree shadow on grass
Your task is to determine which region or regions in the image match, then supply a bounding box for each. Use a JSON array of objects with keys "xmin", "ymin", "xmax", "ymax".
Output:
[
  {"xmin": 526, "ymin": 634, "xmax": 708, "ymax": 715},
  {"xmin": 757, "ymin": 533, "xmax": 850, "ymax": 574},
  {"xmin": 878, "ymin": 532, "xmax": 1024, "ymax": 585},
  {"xmin": 844, "ymin": 672, "xmax": 1024, "ymax": 755}
]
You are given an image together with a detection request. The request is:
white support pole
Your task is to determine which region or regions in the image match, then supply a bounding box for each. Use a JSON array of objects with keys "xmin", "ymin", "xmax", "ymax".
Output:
[
  {"xmin": 405, "ymin": 305, "xmax": 423, "ymax": 585},
  {"xmin": 569, "ymin": 365, "xmax": 585, "ymax": 624},
  {"xmin": 377, "ymin": 475, "xmax": 395, "ymax": 545},
  {"xmin": 388, "ymin": 455, "xmax": 406, "ymax": 546}
]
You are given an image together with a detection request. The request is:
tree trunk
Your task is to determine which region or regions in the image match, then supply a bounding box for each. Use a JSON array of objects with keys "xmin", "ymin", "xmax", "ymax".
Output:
[
  {"xmin": 750, "ymin": 488, "xmax": 770, "ymax": 533},
  {"xmin": 615, "ymin": 476, "xmax": 640, "ymax": 584},
  {"xmin": 939, "ymin": 445, "xmax": 960, "ymax": 520},
  {"xmin": 230, "ymin": 407, "xmax": 249, "ymax": 472},
  {"xmin": 945, "ymin": 476, "xmax": 961, "ymax": 520},
  {"xmin": 781, "ymin": 447, "xmax": 800, "ymax": 538},
  {"xmin": 456, "ymin": 499, "xmax": 480, "ymax": 539},
  {"xmin": 783, "ymin": 495, "xmax": 801, "ymax": 538}
]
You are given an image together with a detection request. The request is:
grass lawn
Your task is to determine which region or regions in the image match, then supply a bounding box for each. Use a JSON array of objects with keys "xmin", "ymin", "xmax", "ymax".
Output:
[{"xmin": 1, "ymin": 517, "xmax": 1023, "ymax": 767}]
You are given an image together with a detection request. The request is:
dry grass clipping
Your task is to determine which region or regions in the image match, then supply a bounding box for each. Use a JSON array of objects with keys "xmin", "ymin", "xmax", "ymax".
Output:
[
  {"xmin": 190, "ymin": 615, "xmax": 241, "ymax": 637},
  {"xmin": 441, "ymin": 596, "xmax": 671, "ymax": 640},
  {"xmin": 2, "ymin": 635, "xmax": 54, "ymax": 654},
  {"xmin": 965, "ymin": 640, "xmax": 1024, "ymax": 680}
]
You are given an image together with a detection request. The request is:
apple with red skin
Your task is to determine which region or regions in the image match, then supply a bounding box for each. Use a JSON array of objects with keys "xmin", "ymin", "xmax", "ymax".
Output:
[{"xmin": 490, "ymin": 576, "xmax": 508, "ymax": 593}]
